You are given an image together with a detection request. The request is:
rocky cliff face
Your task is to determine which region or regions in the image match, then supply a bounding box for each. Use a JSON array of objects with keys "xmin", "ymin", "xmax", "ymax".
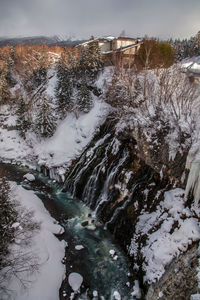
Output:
[
  {"xmin": 132, "ymin": 122, "xmax": 190, "ymax": 187},
  {"xmin": 146, "ymin": 243, "xmax": 199, "ymax": 300}
]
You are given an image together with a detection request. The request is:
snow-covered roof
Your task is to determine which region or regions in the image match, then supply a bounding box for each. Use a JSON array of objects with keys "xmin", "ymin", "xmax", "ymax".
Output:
[
  {"xmin": 181, "ymin": 56, "xmax": 200, "ymax": 74},
  {"xmin": 76, "ymin": 36, "xmax": 140, "ymax": 47},
  {"xmin": 77, "ymin": 37, "xmax": 100, "ymax": 47},
  {"xmin": 104, "ymin": 36, "xmax": 115, "ymax": 41}
]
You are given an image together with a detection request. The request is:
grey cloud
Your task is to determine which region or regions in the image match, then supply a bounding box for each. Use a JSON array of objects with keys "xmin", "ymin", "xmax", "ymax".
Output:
[{"xmin": 0, "ymin": 0, "xmax": 200, "ymax": 39}]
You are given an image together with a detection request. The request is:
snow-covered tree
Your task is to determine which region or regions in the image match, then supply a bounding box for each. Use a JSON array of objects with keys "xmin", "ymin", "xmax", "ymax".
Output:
[
  {"xmin": 35, "ymin": 97, "xmax": 57, "ymax": 138},
  {"xmin": 171, "ymin": 31, "xmax": 200, "ymax": 60},
  {"xmin": 76, "ymin": 76, "xmax": 93, "ymax": 113},
  {"xmin": 0, "ymin": 178, "xmax": 17, "ymax": 269},
  {"xmin": 0, "ymin": 177, "xmax": 40, "ymax": 296},
  {"xmin": 0, "ymin": 65, "xmax": 10, "ymax": 104},
  {"xmin": 79, "ymin": 39, "xmax": 103, "ymax": 83},
  {"xmin": 55, "ymin": 62, "xmax": 73, "ymax": 116},
  {"xmin": 55, "ymin": 48, "xmax": 79, "ymax": 117},
  {"xmin": 16, "ymin": 96, "xmax": 31, "ymax": 138},
  {"xmin": 31, "ymin": 67, "xmax": 47, "ymax": 88},
  {"xmin": 133, "ymin": 77, "xmax": 142, "ymax": 99}
]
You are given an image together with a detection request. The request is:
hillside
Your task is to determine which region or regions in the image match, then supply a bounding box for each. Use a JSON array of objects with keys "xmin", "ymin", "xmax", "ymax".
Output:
[
  {"xmin": 0, "ymin": 44, "xmax": 200, "ymax": 299},
  {"xmin": 0, "ymin": 36, "xmax": 86, "ymax": 48}
]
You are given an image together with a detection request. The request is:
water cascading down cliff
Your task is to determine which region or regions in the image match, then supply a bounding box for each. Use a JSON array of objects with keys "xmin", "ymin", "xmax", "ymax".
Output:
[{"xmin": 62, "ymin": 118, "xmax": 171, "ymax": 249}]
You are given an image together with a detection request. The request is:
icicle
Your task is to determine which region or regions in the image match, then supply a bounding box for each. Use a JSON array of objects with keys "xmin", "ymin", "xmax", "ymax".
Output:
[{"xmin": 185, "ymin": 161, "xmax": 200, "ymax": 205}]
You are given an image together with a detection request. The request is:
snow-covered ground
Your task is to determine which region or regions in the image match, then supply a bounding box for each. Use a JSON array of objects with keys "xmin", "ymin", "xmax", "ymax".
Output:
[{"xmin": 0, "ymin": 182, "xmax": 66, "ymax": 300}]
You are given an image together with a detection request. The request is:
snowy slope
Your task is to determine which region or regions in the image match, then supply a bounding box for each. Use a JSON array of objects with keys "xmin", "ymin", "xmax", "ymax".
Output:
[{"xmin": 1, "ymin": 182, "xmax": 66, "ymax": 300}]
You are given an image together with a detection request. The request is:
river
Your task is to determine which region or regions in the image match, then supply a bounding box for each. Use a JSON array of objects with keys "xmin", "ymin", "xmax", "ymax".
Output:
[{"xmin": 0, "ymin": 162, "xmax": 137, "ymax": 300}]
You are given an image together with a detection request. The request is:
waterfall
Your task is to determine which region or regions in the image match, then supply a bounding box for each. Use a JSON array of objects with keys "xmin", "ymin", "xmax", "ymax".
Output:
[
  {"xmin": 94, "ymin": 147, "xmax": 130, "ymax": 215},
  {"xmin": 62, "ymin": 118, "xmax": 155, "ymax": 243},
  {"xmin": 64, "ymin": 133, "xmax": 112, "ymax": 198},
  {"xmin": 105, "ymin": 169, "xmax": 153, "ymax": 230}
]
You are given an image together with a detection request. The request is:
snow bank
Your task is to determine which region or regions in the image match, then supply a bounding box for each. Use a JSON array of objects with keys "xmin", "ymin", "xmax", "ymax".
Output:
[
  {"xmin": 129, "ymin": 188, "xmax": 200, "ymax": 284},
  {"xmin": 2, "ymin": 183, "xmax": 66, "ymax": 300}
]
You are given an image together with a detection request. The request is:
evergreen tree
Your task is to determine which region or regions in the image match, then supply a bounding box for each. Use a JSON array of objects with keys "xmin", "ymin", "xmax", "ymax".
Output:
[
  {"xmin": 77, "ymin": 76, "xmax": 93, "ymax": 113},
  {"xmin": 16, "ymin": 96, "xmax": 30, "ymax": 138},
  {"xmin": 0, "ymin": 68, "xmax": 9, "ymax": 104},
  {"xmin": 55, "ymin": 62, "xmax": 73, "ymax": 116},
  {"xmin": 35, "ymin": 97, "xmax": 57, "ymax": 138},
  {"xmin": 133, "ymin": 78, "xmax": 142, "ymax": 99},
  {"xmin": 5, "ymin": 47, "xmax": 16, "ymax": 87},
  {"xmin": 79, "ymin": 40, "xmax": 103, "ymax": 83},
  {"xmin": 0, "ymin": 177, "xmax": 17, "ymax": 267},
  {"xmin": 171, "ymin": 31, "xmax": 200, "ymax": 60},
  {"xmin": 32, "ymin": 67, "xmax": 47, "ymax": 88}
]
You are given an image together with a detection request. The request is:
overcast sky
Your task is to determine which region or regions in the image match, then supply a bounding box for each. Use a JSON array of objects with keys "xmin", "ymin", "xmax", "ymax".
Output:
[{"xmin": 0, "ymin": 0, "xmax": 200, "ymax": 40}]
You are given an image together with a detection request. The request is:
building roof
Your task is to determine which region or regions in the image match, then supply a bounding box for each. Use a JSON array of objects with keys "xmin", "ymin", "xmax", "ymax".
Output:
[
  {"xmin": 77, "ymin": 36, "xmax": 141, "ymax": 47},
  {"xmin": 116, "ymin": 36, "xmax": 137, "ymax": 41},
  {"xmin": 116, "ymin": 42, "xmax": 142, "ymax": 52}
]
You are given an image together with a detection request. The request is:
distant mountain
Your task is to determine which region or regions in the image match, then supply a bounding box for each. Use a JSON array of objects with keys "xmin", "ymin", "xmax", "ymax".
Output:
[{"xmin": 0, "ymin": 35, "xmax": 87, "ymax": 47}]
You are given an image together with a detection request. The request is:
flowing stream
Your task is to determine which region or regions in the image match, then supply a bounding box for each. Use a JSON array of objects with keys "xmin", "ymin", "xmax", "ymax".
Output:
[{"xmin": 1, "ymin": 163, "xmax": 137, "ymax": 299}]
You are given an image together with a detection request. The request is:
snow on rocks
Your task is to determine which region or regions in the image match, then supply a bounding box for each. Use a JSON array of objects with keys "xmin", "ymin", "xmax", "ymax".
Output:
[
  {"xmin": 11, "ymin": 222, "xmax": 21, "ymax": 229},
  {"xmin": 191, "ymin": 294, "xmax": 200, "ymax": 300},
  {"xmin": 3, "ymin": 182, "xmax": 66, "ymax": 300},
  {"xmin": 129, "ymin": 188, "xmax": 200, "ymax": 284},
  {"xmin": 113, "ymin": 290, "xmax": 121, "ymax": 300},
  {"xmin": 109, "ymin": 249, "xmax": 116, "ymax": 257},
  {"xmin": 75, "ymin": 245, "xmax": 84, "ymax": 250},
  {"xmin": 93, "ymin": 290, "xmax": 98, "ymax": 297},
  {"xmin": 131, "ymin": 280, "xmax": 141, "ymax": 299},
  {"xmin": 23, "ymin": 173, "xmax": 35, "ymax": 182},
  {"xmin": 109, "ymin": 249, "xmax": 118, "ymax": 261},
  {"xmin": 68, "ymin": 272, "xmax": 83, "ymax": 291}
]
